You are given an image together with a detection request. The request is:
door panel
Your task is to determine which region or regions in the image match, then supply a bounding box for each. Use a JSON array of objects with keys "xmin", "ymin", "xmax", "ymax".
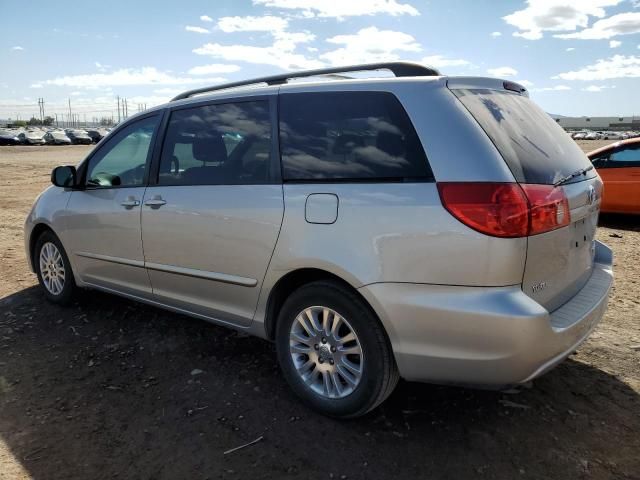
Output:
[
  {"xmin": 599, "ymin": 167, "xmax": 640, "ymax": 213},
  {"xmin": 141, "ymin": 185, "xmax": 284, "ymax": 326},
  {"xmin": 65, "ymin": 188, "xmax": 151, "ymax": 296},
  {"xmin": 64, "ymin": 113, "xmax": 161, "ymax": 296}
]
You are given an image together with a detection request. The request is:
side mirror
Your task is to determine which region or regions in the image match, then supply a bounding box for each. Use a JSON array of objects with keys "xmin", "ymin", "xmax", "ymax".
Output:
[{"xmin": 51, "ymin": 165, "xmax": 77, "ymax": 188}]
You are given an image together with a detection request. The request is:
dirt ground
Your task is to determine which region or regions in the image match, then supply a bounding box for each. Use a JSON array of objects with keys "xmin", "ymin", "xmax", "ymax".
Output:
[{"xmin": 0, "ymin": 143, "xmax": 638, "ymax": 480}]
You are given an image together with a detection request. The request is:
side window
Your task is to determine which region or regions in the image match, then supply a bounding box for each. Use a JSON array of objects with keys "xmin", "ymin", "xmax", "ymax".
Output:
[
  {"xmin": 86, "ymin": 115, "xmax": 160, "ymax": 187},
  {"xmin": 608, "ymin": 147, "xmax": 640, "ymax": 167},
  {"xmin": 279, "ymin": 91, "xmax": 432, "ymax": 181},
  {"xmin": 158, "ymin": 101, "xmax": 272, "ymax": 186}
]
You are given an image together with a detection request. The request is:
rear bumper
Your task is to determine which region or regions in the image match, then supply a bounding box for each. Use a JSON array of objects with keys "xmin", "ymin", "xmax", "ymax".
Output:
[{"xmin": 358, "ymin": 241, "xmax": 613, "ymax": 386}]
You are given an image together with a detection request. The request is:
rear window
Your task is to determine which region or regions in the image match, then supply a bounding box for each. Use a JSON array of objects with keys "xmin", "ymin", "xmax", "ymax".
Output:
[
  {"xmin": 453, "ymin": 89, "xmax": 592, "ymax": 185},
  {"xmin": 279, "ymin": 91, "xmax": 432, "ymax": 182}
]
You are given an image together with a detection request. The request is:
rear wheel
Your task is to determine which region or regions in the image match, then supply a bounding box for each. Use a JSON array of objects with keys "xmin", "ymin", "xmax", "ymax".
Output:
[
  {"xmin": 276, "ymin": 281, "xmax": 398, "ymax": 418},
  {"xmin": 34, "ymin": 231, "xmax": 76, "ymax": 305}
]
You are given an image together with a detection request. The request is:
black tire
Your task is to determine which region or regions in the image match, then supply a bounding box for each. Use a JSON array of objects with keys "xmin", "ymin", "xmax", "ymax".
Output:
[
  {"xmin": 34, "ymin": 230, "xmax": 76, "ymax": 305},
  {"xmin": 275, "ymin": 280, "xmax": 399, "ymax": 418}
]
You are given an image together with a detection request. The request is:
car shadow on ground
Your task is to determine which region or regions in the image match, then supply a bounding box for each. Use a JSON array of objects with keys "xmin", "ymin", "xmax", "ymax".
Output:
[
  {"xmin": 599, "ymin": 213, "xmax": 640, "ymax": 232},
  {"xmin": 1, "ymin": 286, "xmax": 639, "ymax": 480}
]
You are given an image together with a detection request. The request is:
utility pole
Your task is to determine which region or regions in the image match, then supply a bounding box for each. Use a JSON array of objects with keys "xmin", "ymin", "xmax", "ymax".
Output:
[
  {"xmin": 117, "ymin": 96, "xmax": 121, "ymax": 123},
  {"xmin": 37, "ymin": 98, "xmax": 45, "ymax": 123},
  {"xmin": 68, "ymin": 99, "xmax": 72, "ymax": 128}
]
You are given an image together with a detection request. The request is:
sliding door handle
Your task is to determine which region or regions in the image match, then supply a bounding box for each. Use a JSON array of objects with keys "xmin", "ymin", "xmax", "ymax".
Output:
[
  {"xmin": 121, "ymin": 197, "xmax": 140, "ymax": 208},
  {"xmin": 145, "ymin": 195, "xmax": 166, "ymax": 208}
]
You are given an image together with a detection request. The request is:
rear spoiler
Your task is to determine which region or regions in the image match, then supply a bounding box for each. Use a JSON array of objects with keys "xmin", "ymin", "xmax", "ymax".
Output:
[{"xmin": 446, "ymin": 77, "xmax": 529, "ymax": 97}]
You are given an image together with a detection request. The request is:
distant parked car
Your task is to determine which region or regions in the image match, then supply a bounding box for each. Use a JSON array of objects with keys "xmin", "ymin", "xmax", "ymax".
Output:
[
  {"xmin": 572, "ymin": 132, "xmax": 587, "ymax": 139},
  {"xmin": 65, "ymin": 129, "xmax": 93, "ymax": 145},
  {"xmin": 0, "ymin": 129, "xmax": 22, "ymax": 145},
  {"xmin": 588, "ymin": 138, "xmax": 640, "ymax": 214},
  {"xmin": 85, "ymin": 128, "xmax": 110, "ymax": 143},
  {"xmin": 44, "ymin": 131, "xmax": 72, "ymax": 145},
  {"xmin": 585, "ymin": 132, "xmax": 601, "ymax": 140},
  {"xmin": 18, "ymin": 130, "xmax": 46, "ymax": 145}
]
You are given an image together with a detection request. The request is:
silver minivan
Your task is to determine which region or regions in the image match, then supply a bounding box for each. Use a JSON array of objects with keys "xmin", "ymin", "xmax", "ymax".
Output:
[{"xmin": 25, "ymin": 63, "xmax": 613, "ymax": 418}]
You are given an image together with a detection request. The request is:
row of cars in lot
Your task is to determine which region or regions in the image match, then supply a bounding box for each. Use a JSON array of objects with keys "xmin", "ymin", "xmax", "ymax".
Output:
[
  {"xmin": 0, "ymin": 127, "xmax": 111, "ymax": 146},
  {"xmin": 570, "ymin": 130, "xmax": 640, "ymax": 140}
]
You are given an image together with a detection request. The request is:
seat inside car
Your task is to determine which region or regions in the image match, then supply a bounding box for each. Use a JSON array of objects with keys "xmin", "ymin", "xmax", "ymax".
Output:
[{"xmin": 179, "ymin": 133, "xmax": 228, "ymax": 184}]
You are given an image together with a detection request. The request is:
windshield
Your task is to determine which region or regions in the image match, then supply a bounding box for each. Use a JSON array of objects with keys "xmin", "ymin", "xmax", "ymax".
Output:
[{"xmin": 452, "ymin": 88, "xmax": 593, "ymax": 185}]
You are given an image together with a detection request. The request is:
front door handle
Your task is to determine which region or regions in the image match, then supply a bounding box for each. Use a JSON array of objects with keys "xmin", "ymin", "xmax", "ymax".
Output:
[
  {"xmin": 145, "ymin": 195, "xmax": 167, "ymax": 208},
  {"xmin": 121, "ymin": 196, "xmax": 140, "ymax": 208}
]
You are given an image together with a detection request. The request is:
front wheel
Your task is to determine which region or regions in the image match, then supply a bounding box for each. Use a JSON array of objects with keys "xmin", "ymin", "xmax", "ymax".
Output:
[
  {"xmin": 276, "ymin": 281, "xmax": 398, "ymax": 418},
  {"xmin": 34, "ymin": 231, "xmax": 76, "ymax": 305}
]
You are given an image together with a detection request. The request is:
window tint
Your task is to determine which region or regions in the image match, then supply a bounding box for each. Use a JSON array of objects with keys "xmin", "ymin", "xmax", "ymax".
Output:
[
  {"xmin": 86, "ymin": 115, "xmax": 159, "ymax": 187},
  {"xmin": 158, "ymin": 101, "xmax": 272, "ymax": 185},
  {"xmin": 453, "ymin": 89, "xmax": 593, "ymax": 185},
  {"xmin": 279, "ymin": 91, "xmax": 432, "ymax": 181},
  {"xmin": 609, "ymin": 147, "xmax": 640, "ymax": 166}
]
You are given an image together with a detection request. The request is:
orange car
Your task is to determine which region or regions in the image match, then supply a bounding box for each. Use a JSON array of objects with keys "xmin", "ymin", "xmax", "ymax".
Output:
[{"xmin": 588, "ymin": 137, "xmax": 640, "ymax": 214}]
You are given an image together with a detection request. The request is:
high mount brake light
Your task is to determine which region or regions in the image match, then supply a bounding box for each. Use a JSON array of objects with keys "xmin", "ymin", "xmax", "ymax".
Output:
[{"xmin": 437, "ymin": 182, "xmax": 570, "ymax": 238}]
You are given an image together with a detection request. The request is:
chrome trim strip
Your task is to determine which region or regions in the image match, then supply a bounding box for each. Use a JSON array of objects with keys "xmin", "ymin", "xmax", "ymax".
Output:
[
  {"xmin": 75, "ymin": 251, "xmax": 145, "ymax": 268},
  {"xmin": 145, "ymin": 262, "xmax": 258, "ymax": 287},
  {"xmin": 75, "ymin": 252, "xmax": 257, "ymax": 287}
]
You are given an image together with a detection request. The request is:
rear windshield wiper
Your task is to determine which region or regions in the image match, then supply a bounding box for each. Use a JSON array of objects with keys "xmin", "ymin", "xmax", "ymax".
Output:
[{"xmin": 553, "ymin": 165, "xmax": 594, "ymax": 187}]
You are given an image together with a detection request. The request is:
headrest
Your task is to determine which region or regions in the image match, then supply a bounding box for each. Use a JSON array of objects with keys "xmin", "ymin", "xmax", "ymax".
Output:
[{"xmin": 193, "ymin": 133, "xmax": 227, "ymax": 163}]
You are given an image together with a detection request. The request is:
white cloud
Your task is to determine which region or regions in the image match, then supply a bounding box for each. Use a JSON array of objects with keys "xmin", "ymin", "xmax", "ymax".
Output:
[
  {"xmin": 186, "ymin": 25, "xmax": 210, "ymax": 34},
  {"xmin": 30, "ymin": 83, "xmax": 43, "ymax": 89},
  {"xmin": 531, "ymin": 85, "xmax": 572, "ymax": 91},
  {"xmin": 503, "ymin": 0, "xmax": 621, "ymax": 40},
  {"xmin": 566, "ymin": 47, "xmax": 576, "ymax": 51},
  {"xmin": 153, "ymin": 87, "xmax": 184, "ymax": 95},
  {"xmin": 200, "ymin": 15, "xmax": 213, "ymax": 22},
  {"xmin": 11, "ymin": 46, "xmax": 24, "ymax": 50},
  {"xmin": 491, "ymin": 31, "xmax": 502, "ymax": 37},
  {"xmin": 195, "ymin": 15, "xmax": 318, "ymax": 70},
  {"xmin": 252, "ymin": 0, "xmax": 419, "ymax": 18},
  {"xmin": 320, "ymin": 27, "xmax": 421, "ymax": 66},
  {"xmin": 487, "ymin": 66, "xmax": 518, "ymax": 77},
  {"xmin": 41, "ymin": 67, "xmax": 226, "ymax": 88},
  {"xmin": 582, "ymin": 84, "xmax": 615, "ymax": 91},
  {"xmin": 194, "ymin": 43, "xmax": 323, "ymax": 70},
  {"xmin": 187, "ymin": 64, "xmax": 241, "ymax": 75},
  {"xmin": 217, "ymin": 15, "xmax": 288, "ymax": 32},
  {"xmin": 516, "ymin": 79, "xmax": 534, "ymax": 87},
  {"xmin": 421, "ymin": 55, "xmax": 471, "ymax": 68},
  {"xmin": 555, "ymin": 12, "xmax": 640, "ymax": 39},
  {"xmin": 553, "ymin": 54, "xmax": 640, "ymax": 80},
  {"xmin": 610, "ymin": 39, "xmax": 622, "ymax": 47}
]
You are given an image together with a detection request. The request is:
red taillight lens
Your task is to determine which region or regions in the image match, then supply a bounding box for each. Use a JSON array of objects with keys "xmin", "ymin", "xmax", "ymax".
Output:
[
  {"xmin": 437, "ymin": 183, "xmax": 529, "ymax": 237},
  {"xmin": 437, "ymin": 182, "xmax": 570, "ymax": 238},
  {"xmin": 520, "ymin": 184, "xmax": 570, "ymax": 234}
]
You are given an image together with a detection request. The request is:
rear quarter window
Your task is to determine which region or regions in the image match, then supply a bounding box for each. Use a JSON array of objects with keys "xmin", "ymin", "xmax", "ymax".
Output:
[
  {"xmin": 279, "ymin": 91, "xmax": 433, "ymax": 182},
  {"xmin": 453, "ymin": 89, "xmax": 593, "ymax": 185}
]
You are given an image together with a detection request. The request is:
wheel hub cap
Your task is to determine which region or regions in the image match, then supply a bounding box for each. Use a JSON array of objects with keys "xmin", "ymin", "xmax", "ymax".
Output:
[
  {"xmin": 289, "ymin": 306, "xmax": 363, "ymax": 399},
  {"xmin": 39, "ymin": 242, "xmax": 65, "ymax": 296}
]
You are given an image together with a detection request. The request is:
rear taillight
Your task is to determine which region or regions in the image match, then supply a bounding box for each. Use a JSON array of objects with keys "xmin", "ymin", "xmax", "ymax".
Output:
[
  {"xmin": 437, "ymin": 182, "xmax": 570, "ymax": 238},
  {"xmin": 520, "ymin": 184, "xmax": 570, "ymax": 235}
]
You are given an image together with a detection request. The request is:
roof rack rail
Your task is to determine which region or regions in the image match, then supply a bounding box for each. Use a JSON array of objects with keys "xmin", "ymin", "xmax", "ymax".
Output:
[{"xmin": 170, "ymin": 62, "xmax": 440, "ymax": 101}]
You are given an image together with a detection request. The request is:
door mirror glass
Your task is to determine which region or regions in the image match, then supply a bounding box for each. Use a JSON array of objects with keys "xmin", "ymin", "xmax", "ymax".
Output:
[{"xmin": 51, "ymin": 165, "xmax": 77, "ymax": 188}]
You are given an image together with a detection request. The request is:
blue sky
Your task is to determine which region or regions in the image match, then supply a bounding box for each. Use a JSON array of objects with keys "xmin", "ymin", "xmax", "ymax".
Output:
[{"xmin": 2, "ymin": 0, "xmax": 640, "ymax": 121}]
